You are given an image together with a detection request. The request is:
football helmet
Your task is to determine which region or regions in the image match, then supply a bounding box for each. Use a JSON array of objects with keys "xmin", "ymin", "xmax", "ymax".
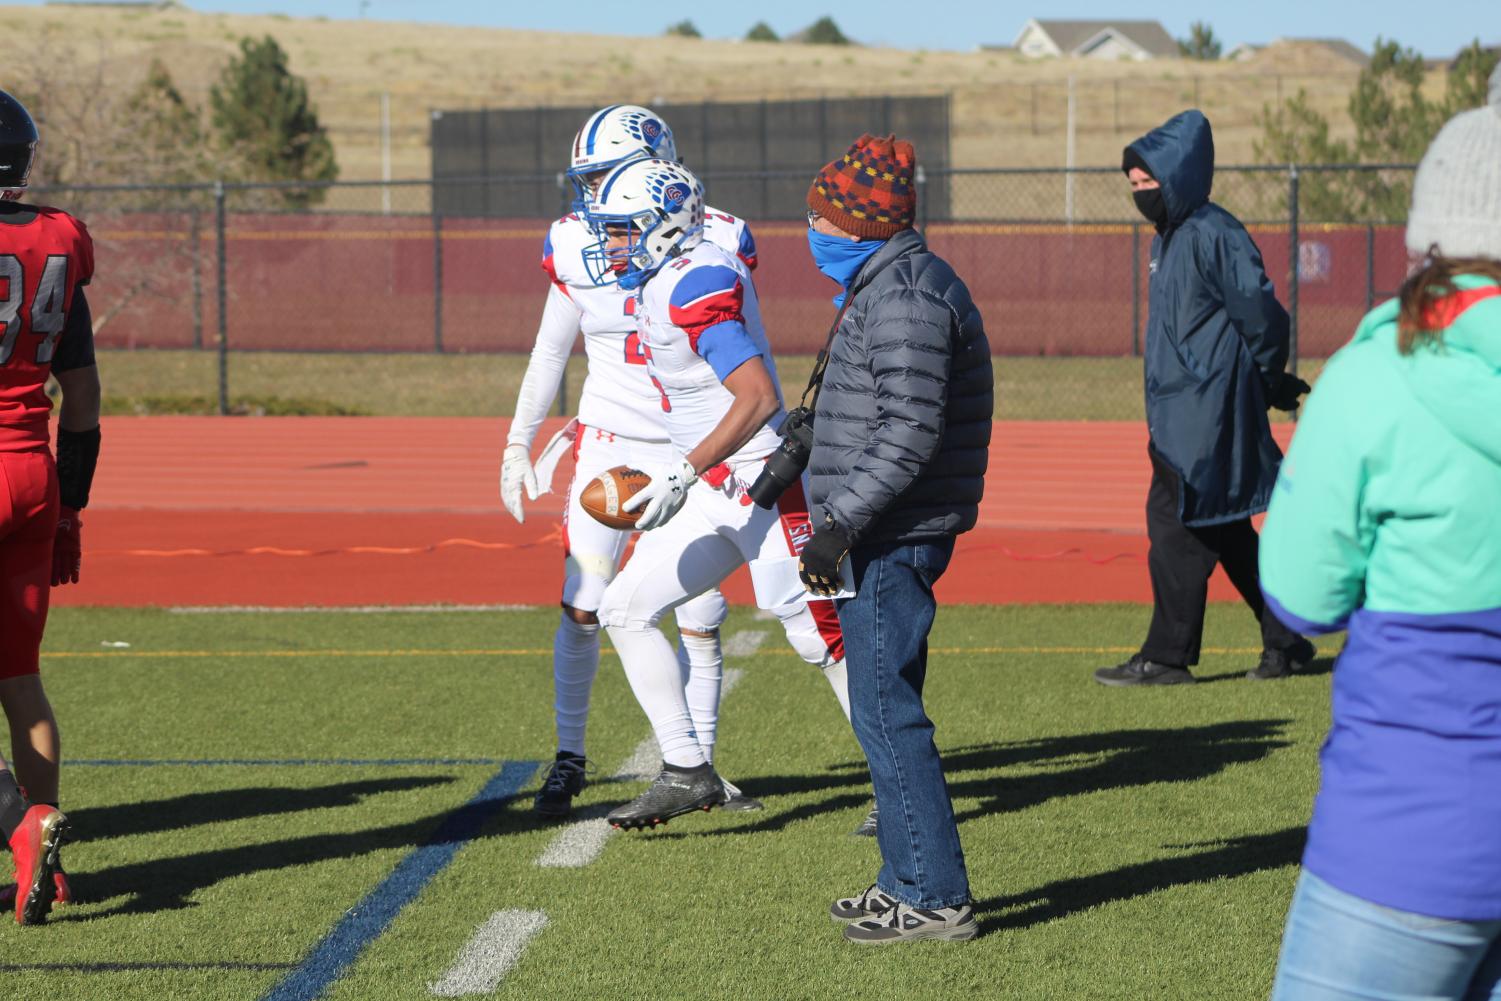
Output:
[
  {"xmin": 566, "ymin": 105, "xmax": 678, "ymax": 211},
  {"xmin": 0, "ymin": 91, "xmax": 39, "ymax": 202},
  {"xmin": 582, "ymin": 158, "xmax": 704, "ymax": 290}
]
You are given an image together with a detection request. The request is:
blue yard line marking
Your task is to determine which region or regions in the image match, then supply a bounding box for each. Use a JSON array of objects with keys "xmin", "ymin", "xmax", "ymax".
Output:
[
  {"xmin": 260, "ymin": 759, "xmax": 539, "ymax": 1001},
  {"xmin": 71, "ymin": 758, "xmax": 506, "ymax": 767}
]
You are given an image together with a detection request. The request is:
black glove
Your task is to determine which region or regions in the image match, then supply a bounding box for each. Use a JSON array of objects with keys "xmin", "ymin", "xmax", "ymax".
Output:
[
  {"xmin": 1265, "ymin": 372, "xmax": 1312, "ymax": 412},
  {"xmin": 799, "ymin": 519, "xmax": 852, "ymax": 598}
]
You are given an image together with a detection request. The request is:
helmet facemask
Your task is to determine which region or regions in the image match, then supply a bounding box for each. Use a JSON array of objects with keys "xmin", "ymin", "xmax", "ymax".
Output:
[{"xmin": 582, "ymin": 160, "xmax": 704, "ymax": 290}]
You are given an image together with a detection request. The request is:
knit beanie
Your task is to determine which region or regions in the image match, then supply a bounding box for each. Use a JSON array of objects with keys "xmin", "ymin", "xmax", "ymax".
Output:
[
  {"xmin": 807, "ymin": 133, "xmax": 917, "ymax": 239},
  {"xmin": 1405, "ymin": 63, "xmax": 1501, "ymax": 260}
]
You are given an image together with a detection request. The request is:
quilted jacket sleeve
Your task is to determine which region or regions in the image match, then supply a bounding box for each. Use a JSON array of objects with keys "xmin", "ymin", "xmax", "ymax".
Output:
[{"xmin": 819, "ymin": 287, "xmax": 954, "ymax": 540}]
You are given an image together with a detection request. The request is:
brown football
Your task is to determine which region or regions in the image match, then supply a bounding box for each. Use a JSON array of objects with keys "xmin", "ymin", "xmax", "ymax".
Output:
[{"xmin": 579, "ymin": 465, "xmax": 653, "ymax": 530}]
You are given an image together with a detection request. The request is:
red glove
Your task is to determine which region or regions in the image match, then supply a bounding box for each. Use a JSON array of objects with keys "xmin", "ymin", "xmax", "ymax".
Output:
[{"xmin": 52, "ymin": 507, "xmax": 82, "ymax": 586}]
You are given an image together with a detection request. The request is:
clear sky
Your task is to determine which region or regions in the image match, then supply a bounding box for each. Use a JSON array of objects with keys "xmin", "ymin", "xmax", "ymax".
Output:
[{"xmin": 23, "ymin": 0, "xmax": 1500, "ymax": 57}]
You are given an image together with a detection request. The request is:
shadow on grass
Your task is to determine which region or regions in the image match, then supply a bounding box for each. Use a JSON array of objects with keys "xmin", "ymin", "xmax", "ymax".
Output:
[
  {"xmin": 1196, "ymin": 655, "xmax": 1337, "ymax": 683},
  {"xmin": 60, "ymin": 774, "xmax": 536, "ymax": 920},
  {"xmin": 974, "ymin": 826, "xmax": 1306, "ymax": 931},
  {"xmin": 649, "ymin": 719, "xmax": 1292, "ymax": 838},
  {"xmin": 70, "ymin": 775, "xmax": 457, "ymax": 843}
]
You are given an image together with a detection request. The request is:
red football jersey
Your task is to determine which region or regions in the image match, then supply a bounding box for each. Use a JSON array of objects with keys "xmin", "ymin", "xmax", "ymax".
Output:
[{"xmin": 0, "ymin": 207, "xmax": 94, "ymax": 450}]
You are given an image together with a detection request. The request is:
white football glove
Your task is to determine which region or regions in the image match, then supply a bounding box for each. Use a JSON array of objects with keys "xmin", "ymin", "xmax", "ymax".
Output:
[
  {"xmin": 500, "ymin": 443, "xmax": 540, "ymax": 524},
  {"xmin": 624, "ymin": 456, "xmax": 698, "ymax": 531}
]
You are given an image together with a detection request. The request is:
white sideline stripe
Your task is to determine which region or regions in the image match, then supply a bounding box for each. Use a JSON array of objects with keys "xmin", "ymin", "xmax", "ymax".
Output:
[
  {"xmin": 723, "ymin": 629, "xmax": 768, "ymax": 657},
  {"xmin": 167, "ymin": 603, "xmax": 537, "ymax": 614},
  {"xmin": 534, "ymin": 667, "xmax": 746, "ymax": 870},
  {"xmin": 428, "ymin": 909, "xmax": 549, "ymax": 997}
]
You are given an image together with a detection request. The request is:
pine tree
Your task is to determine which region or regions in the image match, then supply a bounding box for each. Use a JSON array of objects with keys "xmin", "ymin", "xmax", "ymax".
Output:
[
  {"xmin": 801, "ymin": 17, "xmax": 851, "ymax": 46},
  {"xmin": 745, "ymin": 21, "xmax": 779, "ymax": 43},
  {"xmin": 209, "ymin": 35, "xmax": 337, "ymax": 206},
  {"xmin": 1176, "ymin": 22, "xmax": 1221, "ymax": 61},
  {"xmin": 665, "ymin": 20, "xmax": 701, "ymax": 39}
]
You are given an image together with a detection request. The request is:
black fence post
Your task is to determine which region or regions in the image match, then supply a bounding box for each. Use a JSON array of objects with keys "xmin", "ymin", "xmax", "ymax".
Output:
[
  {"xmin": 190, "ymin": 207, "xmax": 203, "ymax": 350},
  {"xmin": 432, "ymin": 206, "xmax": 444, "ymax": 353},
  {"xmin": 1287, "ymin": 165, "xmax": 1300, "ymax": 376},
  {"xmin": 214, "ymin": 180, "xmax": 228, "ymax": 416},
  {"xmin": 1130, "ymin": 221, "xmax": 1142, "ymax": 357},
  {"xmin": 1365, "ymin": 222, "xmax": 1376, "ymax": 312}
]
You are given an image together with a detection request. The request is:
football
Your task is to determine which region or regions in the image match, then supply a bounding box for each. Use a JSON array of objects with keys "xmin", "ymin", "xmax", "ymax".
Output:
[{"xmin": 580, "ymin": 465, "xmax": 653, "ymax": 529}]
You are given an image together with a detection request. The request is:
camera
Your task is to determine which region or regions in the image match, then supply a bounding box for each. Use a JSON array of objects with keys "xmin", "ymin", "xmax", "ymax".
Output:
[{"xmin": 748, "ymin": 406, "xmax": 815, "ymax": 508}]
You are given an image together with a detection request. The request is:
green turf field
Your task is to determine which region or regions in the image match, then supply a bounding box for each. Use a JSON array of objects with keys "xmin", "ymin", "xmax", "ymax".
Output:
[{"xmin": 12, "ymin": 604, "xmax": 1337, "ymax": 1000}]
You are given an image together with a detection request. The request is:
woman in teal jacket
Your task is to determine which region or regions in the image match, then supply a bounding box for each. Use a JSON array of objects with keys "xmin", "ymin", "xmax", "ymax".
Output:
[{"xmin": 1260, "ymin": 69, "xmax": 1501, "ymax": 1000}]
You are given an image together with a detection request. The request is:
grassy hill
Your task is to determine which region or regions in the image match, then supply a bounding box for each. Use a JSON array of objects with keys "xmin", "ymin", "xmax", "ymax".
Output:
[{"xmin": 8, "ymin": 4, "xmax": 1377, "ymax": 183}]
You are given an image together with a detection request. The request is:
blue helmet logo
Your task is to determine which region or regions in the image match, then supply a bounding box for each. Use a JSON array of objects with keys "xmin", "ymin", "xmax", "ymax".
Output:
[
  {"xmin": 662, "ymin": 181, "xmax": 690, "ymax": 208},
  {"xmin": 641, "ymin": 119, "xmax": 662, "ymax": 141}
]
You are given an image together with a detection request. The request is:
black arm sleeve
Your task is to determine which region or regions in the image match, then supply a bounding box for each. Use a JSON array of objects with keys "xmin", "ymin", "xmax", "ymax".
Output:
[
  {"xmin": 51, "ymin": 285, "xmax": 96, "ymax": 373},
  {"xmin": 56, "ymin": 425, "xmax": 100, "ymax": 511}
]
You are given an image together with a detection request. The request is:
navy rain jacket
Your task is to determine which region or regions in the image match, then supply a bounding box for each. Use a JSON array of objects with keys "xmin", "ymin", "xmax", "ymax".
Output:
[{"xmin": 1127, "ymin": 110, "xmax": 1291, "ymax": 526}]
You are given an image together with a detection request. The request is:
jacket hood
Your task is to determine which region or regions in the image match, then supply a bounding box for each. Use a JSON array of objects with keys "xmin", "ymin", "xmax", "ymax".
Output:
[
  {"xmin": 1127, "ymin": 110, "xmax": 1214, "ymax": 227},
  {"xmin": 1354, "ymin": 276, "xmax": 1501, "ymax": 463}
]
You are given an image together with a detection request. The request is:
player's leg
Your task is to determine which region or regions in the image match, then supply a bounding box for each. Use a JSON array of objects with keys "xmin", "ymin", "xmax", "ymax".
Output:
[
  {"xmin": 750, "ymin": 476, "xmax": 851, "ymax": 717},
  {"xmin": 672, "ymin": 586, "xmax": 761, "ymax": 809},
  {"xmin": 0, "ymin": 452, "xmax": 67, "ymax": 924},
  {"xmin": 598, "ymin": 493, "xmax": 745, "ymax": 828},
  {"xmin": 535, "ymin": 428, "xmax": 633, "ymax": 818}
]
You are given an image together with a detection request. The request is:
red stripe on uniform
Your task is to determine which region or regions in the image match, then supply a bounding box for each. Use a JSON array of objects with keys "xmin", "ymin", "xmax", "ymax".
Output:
[{"xmin": 775, "ymin": 476, "xmax": 845, "ymax": 662}]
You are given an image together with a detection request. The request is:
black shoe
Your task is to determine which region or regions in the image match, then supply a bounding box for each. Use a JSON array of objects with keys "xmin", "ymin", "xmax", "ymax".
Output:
[
  {"xmin": 1094, "ymin": 655, "xmax": 1195, "ymax": 687},
  {"xmin": 607, "ymin": 762, "xmax": 726, "ymax": 830},
  {"xmin": 718, "ymin": 777, "xmax": 764, "ymax": 812},
  {"xmin": 850, "ymin": 804, "xmax": 878, "ymax": 838},
  {"xmin": 533, "ymin": 752, "xmax": 589, "ymax": 819},
  {"xmin": 1247, "ymin": 638, "xmax": 1317, "ymax": 680}
]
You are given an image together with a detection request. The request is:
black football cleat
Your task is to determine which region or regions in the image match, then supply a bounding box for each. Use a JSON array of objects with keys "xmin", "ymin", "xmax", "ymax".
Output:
[
  {"xmin": 533, "ymin": 752, "xmax": 589, "ymax": 819},
  {"xmin": 607, "ymin": 762, "xmax": 726, "ymax": 831},
  {"xmin": 718, "ymin": 777, "xmax": 763, "ymax": 812}
]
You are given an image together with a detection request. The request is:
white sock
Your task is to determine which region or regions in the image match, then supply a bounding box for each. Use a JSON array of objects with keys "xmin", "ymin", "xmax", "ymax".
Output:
[
  {"xmin": 822, "ymin": 659, "xmax": 852, "ymax": 721},
  {"xmin": 677, "ymin": 632, "xmax": 723, "ymax": 761},
  {"xmin": 608, "ymin": 624, "xmax": 706, "ymax": 768},
  {"xmin": 553, "ymin": 613, "xmax": 600, "ymax": 756}
]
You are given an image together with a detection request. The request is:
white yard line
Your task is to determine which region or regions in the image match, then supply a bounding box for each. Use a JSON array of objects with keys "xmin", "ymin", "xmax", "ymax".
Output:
[
  {"xmin": 428, "ymin": 909, "xmax": 549, "ymax": 997},
  {"xmin": 534, "ymin": 666, "xmax": 747, "ymax": 869},
  {"xmin": 722, "ymin": 630, "xmax": 768, "ymax": 657},
  {"xmin": 168, "ymin": 604, "xmax": 537, "ymax": 614}
]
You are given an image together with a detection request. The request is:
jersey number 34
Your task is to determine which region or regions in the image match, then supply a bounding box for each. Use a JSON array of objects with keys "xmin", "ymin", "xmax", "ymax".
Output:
[{"xmin": 0, "ymin": 254, "xmax": 69, "ymax": 366}]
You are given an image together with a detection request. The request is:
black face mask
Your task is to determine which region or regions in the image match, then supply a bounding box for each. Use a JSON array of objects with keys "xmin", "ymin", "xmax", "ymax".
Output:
[{"xmin": 1133, "ymin": 187, "xmax": 1168, "ymax": 228}]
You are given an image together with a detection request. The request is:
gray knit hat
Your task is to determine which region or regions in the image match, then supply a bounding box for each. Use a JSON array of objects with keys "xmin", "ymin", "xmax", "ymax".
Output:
[{"xmin": 1406, "ymin": 63, "xmax": 1501, "ymax": 259}]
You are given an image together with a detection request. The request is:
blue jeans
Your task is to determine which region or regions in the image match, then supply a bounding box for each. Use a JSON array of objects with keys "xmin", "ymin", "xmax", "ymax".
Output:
[
  {"xmin": 838, "ymin": 537, "xmax": 970, "ymax": 909},
  {"xmin": 1273, "ymin": 871, "xmax": 1501, "ymax": 1001}
]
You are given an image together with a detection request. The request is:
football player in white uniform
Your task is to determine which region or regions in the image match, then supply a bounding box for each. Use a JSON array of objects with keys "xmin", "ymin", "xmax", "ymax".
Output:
[
  {"xmin": 582, "ymin": 159, "xmax": 853, "ymax": 830},
  {"xmin": 502, "ymin": 106, "xmax": 763, "ymax": 819}
]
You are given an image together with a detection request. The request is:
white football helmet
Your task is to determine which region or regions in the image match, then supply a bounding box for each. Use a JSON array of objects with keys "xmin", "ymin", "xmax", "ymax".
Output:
[
  {"xmin": 566, "ymin": 105, "xmax": 678, "ymax": 210},
  {"xmin": 582, "ymin": 158, "xmax": 704, "ymax": 290}
]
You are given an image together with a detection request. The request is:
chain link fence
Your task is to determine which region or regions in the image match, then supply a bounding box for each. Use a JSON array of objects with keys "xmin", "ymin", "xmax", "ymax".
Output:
[{"xmin": 34, "ymin": 164, "xmax": 1415, "ymax": 420}]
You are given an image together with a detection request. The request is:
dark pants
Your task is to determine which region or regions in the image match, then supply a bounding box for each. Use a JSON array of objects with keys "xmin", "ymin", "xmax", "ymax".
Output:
[
  {"xmin": 839, "ymin": 537, "xmax": 970, "ymax": 909},
  {"xmin": 1142, "ymin": 448, "xmax": 1301, "ymax": 667}
]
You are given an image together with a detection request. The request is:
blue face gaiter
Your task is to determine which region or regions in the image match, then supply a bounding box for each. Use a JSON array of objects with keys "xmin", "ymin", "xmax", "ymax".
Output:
[{"xmin": 807, "ymin": 229, "xmax": 886, "ymax": 307}]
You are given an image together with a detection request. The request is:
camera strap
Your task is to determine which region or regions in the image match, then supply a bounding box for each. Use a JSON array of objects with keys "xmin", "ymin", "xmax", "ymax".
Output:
[{"xmin": 798, "ymin": 298, "xmax": 853, "ymax": 412}]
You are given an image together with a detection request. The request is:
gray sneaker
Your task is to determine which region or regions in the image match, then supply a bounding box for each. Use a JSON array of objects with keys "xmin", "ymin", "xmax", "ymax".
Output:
[
  {"xmin": 850, "ymin": 804, "xmax": 879, "ymax": 837},
  {"xmin": 718, "ymin": 777, "xmax": 764, "ymax": 812},
  {"xmin": 1094, "ymin": 655, "xmax": 1194, "ymax": 687},
  {"xmin": 830, "ymin": 884, "xmax": 898, "ymax": 923},
  {"xmin": 843, "ymin": 901, "xmax": 978, "ymax": 944},
  {"xmin": 607, "ymin": 762, "xmax": 726, "ymax": 831}
]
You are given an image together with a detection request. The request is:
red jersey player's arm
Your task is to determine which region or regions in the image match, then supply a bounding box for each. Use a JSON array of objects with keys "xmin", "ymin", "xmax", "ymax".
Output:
[{"xmin": 53, "ymin": 285, "xmax": 101, "ymax": 514}]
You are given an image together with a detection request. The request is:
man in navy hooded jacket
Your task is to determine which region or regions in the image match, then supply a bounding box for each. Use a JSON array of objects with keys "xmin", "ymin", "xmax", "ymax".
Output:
[{"xmin": 1095, "ymin": 110, "xmax": 1315, "ymax": 686}]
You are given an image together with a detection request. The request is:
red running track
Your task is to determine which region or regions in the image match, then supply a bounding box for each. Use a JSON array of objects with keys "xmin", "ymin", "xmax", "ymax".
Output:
[{"xmin": 54, "ymin": 417, "xmax": 1295, "ymax": 607}]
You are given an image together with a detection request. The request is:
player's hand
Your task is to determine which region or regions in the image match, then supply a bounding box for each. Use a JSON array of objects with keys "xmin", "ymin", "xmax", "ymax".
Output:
[
  {"xmin": 52, "ymin": 507, "xmax": 82, "ymax": 587},
  {"xmin": 500, "ymin": 444, "xmax": 540, "ymax": 524},
  {"xmin": 625, "ymin": 457, "xmax": 698, "ymax": 531},
  {"xmin": 799, "ymin": 519, "xmax": 852, "ymax": 598}
]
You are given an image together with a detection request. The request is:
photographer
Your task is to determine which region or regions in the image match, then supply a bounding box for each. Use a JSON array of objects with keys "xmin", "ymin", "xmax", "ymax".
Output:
[{"xmin": 793, "ymin": 134, "xmax": 993, "ymax": 944}]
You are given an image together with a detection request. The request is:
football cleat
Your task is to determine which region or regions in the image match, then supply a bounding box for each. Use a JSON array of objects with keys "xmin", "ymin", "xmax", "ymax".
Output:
[
  {"xmin": 718, "ymin": 777, "xmax": 763, "ymax": 812},
  {"xmin": 607, "ymin": 762, "xmax": 725, "ymax": 830},
  {"xmin": 0, "ymin": 867, "xmax": 71, "ymax": 910},
  {"xmin": 8, "ymin": 805, "xmax": 68, "ymax": 925},
  {"xmin": 534, "ymin": 752, "xmax": 589, "ymax": 819}
]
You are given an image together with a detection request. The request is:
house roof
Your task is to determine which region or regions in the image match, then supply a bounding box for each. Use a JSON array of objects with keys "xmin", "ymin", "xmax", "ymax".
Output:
[
  {"xmin": 1270, "ymin": 37, "xmax": 1369, "ymax": 64},
  {"xmin": 1019, "ymin": 19, "xmax": 1179, "ymax": 58}
]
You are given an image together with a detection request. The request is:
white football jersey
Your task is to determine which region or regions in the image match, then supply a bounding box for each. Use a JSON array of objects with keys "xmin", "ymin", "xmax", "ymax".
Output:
[
  {"xmin": 632, "ymin": 239, "xmax": 785, "ymax": 463},
  {"xmin": 542, "ymin": 207, "xmax": 758, "ymax": 440}
]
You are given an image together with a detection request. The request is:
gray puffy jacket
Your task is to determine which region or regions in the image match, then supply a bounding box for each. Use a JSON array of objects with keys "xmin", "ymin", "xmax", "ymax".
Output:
[{"xmin": 808, "ymin": 228, "xmax": 994, "ymax": 545}]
